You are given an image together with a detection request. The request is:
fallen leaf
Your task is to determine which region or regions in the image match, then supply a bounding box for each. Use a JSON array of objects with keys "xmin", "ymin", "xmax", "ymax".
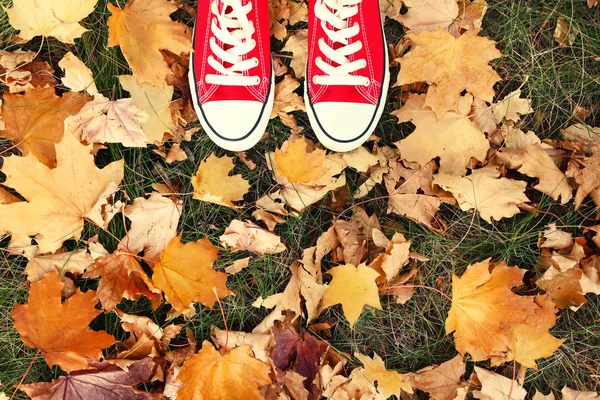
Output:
[
  {"xmin": 566, "ymin": 150, "xmax": 600, "ymax": 209},
  {"xmin": 118, "ymin": 193, "xmax": 182, "ymax": 262},
  {"xmin": 220, "ymin": 219, "xmax": 286, "ymax": 254},
  {"xmin": 0, "ymin": 50, "xmax": 55, "ymax": 93},
  {"xmin": 152, "ymin": 235, "xmax": 232, "ymax": 315},
  {"xmin": 538, "ymin": 223, "xmax": 574, "ymax": 250},
  {"xmin": 563, "ymin": 124, "xmax": 600, "ymax": 147},
  {"xmin": 1, "ymin": 87, "xmax": 88, "ymax": 167},
  {"xmin": 433, "ymin": 166, "xmax": 528, "ymax": 223},
  {"xmin": 83, "ymin": 252, "xmax": 161, "ymax": 312},
  {"xmin": 350, "ymin": 352, "xmax": 413, "ymax": 399},
  {"xmin": 6, "ymin": 0, "xmax": 98, "ymax": 43},
  {"xmin": 394, "ymin": 93, "xmax": 489, "ymax": 175},
  {"xmin": 59, "ymin": 52, "xmax": 99, "ymax": 95},
  {"xmin": 176, "ymin": 341, "xmax": 271, "ymax": 400},
  {"xmin": 342, "ymin": 146, "xmax": 379, "ymax": 173},
  {"xmin": 321, "ymin": 263, "xmax": 382, "ymax": 328},
  {"xmin": 0, "ymin": 134, "xmax": 123, "ymax": 253},
  {"xmin": 166, "ymin": 143, "xmax": 188, "ymax": 163},
  {"xmin": 192, "ymin": 154, "xmax": 250, "ymax": 208},
  {"xmin": 472, "ymin": 367, "xmax": 526, "ymax": 400},
  {"xmin": 379, "ymin": 0, "xmax": 403, "ymax": 21},
  {"xmin": 270, "ymin": 75, "xmax": 306, "ymax": 133},
  {"xmin": 448, "ymin": 0, "xmax": 488, "ymax": 36},
  {"xmin": 554, "ymin": 17, "xmax": 580, "ymax": 47},
  {"xmin": 20, "ymin": 358, "xmax": 155, "ymax": 400},
  {"xmin": 12, "ymin": 270, "xmax": 116, "ymax": 373},
  {"xmin": 397, "ymin": 0, "xmax": 459, "ymax": 33},
  {"xmin": 211, "ymin": 326, "xmax": 272, "ymax": 363},
  {"xmin": 107, "ymin": 0, "xmax": 191, "ymax": 86},
  {"xmin": 274, "ymin": 135, "xmax": 327, "ymax": 184},
  {"xmin": 282, "ymin": 29, "xmax": 308, "ymax": 79},
  {"xmin": 408, "ymin": 355, "xmax": 467, "ymax": 400},
  {"xmin": 395, "ymin": 29, "xmax": 502, "ymax": 116},
  {"xmin": 119, "ymin": 75, "xmax": 177, "ymax": 143},
  {"xmin": 491, "ymin": 89, "xmax": 533, "ymax": 123},
  {"xmin": 224, "ymin": 257, "xmax": 251, "ymax": 275},
  {"xmin": 562, "ymin": 387, "xmax": 600, "ymax": 399}
]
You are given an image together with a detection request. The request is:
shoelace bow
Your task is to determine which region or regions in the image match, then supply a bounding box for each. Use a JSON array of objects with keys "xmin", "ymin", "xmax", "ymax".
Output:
[
  {"xmin": 206, "ymin": 0, "xmax": 259, "ymax": 86},
  {"xmin": 313, "ymin": 0, "xmax": 368, "ymax": 86}
]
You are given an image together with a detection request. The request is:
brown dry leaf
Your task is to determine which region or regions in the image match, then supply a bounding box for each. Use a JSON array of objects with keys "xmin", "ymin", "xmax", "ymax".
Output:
[
  {"xmin": 270, "ymin": 75, "xmax": 306, "ymax": 133},
  {"xmin": 562, "ymin": 387, "xmax": 600, "ymax": 399},
  {"xmin": 0, "ymin": 50, "xmax": 56, "ymax": 93},
  {"xmin": 589, "ymin": 0, "xmax": 599, "ymax": 7},
  {"xmin": 563, "ymin": 124, "xmax": 600, "ymax": 147},
  {"xmin": 368, "ymin": 233, "xmax": 411, "ymax": 283},
  {"xmin": 517, "ymin": 144, "xmax": 572, "ymax": 204},
  {"xmin": 332, "ymin": 207, "xmax": 381, "ymax": 266},
  {"xmin": 397, "ymin": 0, "xmax": 459, "ymax": 33},
  {"xmin": 0, "ymin": 134, "xmax": 123, "ymax": 254},
  {"xmin": 176, "ymin": 341, "xmax": 271, "ymax": 400},
  {"xmin": 538, "ymin": 223, "xmax": 574, "ymax": 250},
  {"xmin": 211, "ymin": 326, "xmax": 272, "ymax": 363},
  {"xmin": 11, "ymin": 270, "xmax": 116, "ymax": 373},
  {"xmin": 166, "ymin": 143, "xmax": 188, "ymax": 163},
  {"xmin": 192, "ymin": 154, "xmax": 250, "ymax": 208},
  {"xmin": 6, "ymin": 0, "xmax": 97, "ymax": 43},
  {"xmin": 566, "ymin": 150, "xmax": 600, "ymax": 209},
  {"xmin": 393, "ymin": 93, "xmax": 489, "ymax": 176},
  {"xmin": 491, "ymin": 89, "xmax": 533, "ymax": 123},
  {"xmin": 152, "ymin": 235, "xmax": 232, "ymax": 315},
  {"xmin": 350, "ymin": 352, "xmax": 413, "ymax": 399},
  {"xmin": 220, "ymin": 219, "xmax": 286, "ymax": 254},
  {"xmin": 118, "ymin": 193, "xmax": 182, "ymax": 262},
  {"xmin": 448, "ymin": 0, "xmax": 488, "ymax": 36},
  {"xmin": 472, "ymin": 367, "xmax": 526, "ymax": 400},
  {"xmin": 395, "ymin": 29, "xmax": 502, "ymax": 116},
  {"xmin": 269, "ymin": 0, "xmax": 306, "ymax": 40},
  {"xmin": 379, "ymin": 0, "xmax": 403, "ymax": 21},
  {"xmin": 59, "ymin": 52, "xmax": 99, "ymax": 95},
  {"xmin": 107, "ymin": 0, "xmax": 191, "ymax": 86},
  {"xmin": 408, "ymin": 355, "xmax": 467, "ymax": 400},
  {"xmin": 20, "ymin": 359, "xmax": 155, "ymax": 400},
  {"xmin": 342, "ymin": 146, "xmax": 379, "ymax": 173},
  {"xmin": 433, "ymin": 166, "xmax": 528, "ymax": 223},
  {"xmin": 537, "ymin": 256, "xmax": 586, "ymax": 310},
  {"xmin": 224, "ymin": 257, "xmax": 251, "ymax": 275},
  {"xmin": 554, "ymin": 17, "xmax": 580, "ymax": 47},
  {"xmin": 253, "ymin": 193, "xmax": 288, "ymax": 231},
  {"xmin": 1, "ymin": 87, "xmax": 88, "ymax": 167},
  {"xmin": 321, "ymin": 263, "xmax": 382, "ymax": 328},
  {"xmin": 282, "ymin": 29, "xmax": 308, "ymax": 79},
  {"xmin": 83, "ymin": 252, "xmax": 162, "ymax": 312}
]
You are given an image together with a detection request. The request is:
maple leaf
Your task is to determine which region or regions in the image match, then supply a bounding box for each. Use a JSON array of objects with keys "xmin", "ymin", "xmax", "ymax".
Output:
[
  {"xmin": 448, "ymin": 0, "xmax": 488, "ymax": 36},
  {"xmin": 119, "ymin": 75, "xmax": 177, "ymax": 143},
  {"xmin": 20, "ymin": 359, "xmax": 154, "ymax": 400},
  {"xmin": 1, "ymin": 87, "xmax": 88, "ymax": 167},
  {"xmin": 519, "ymin": 144, "xmax": 572, "ymax": 204},
  {"xmin": 408, "ymin": 355, "xmax": 467, "ymax": 400},
  {"xmin": 395, "ymin": 29, "xmax": 502, "ymax": 116},
  {"xmin": 152, "ymin": 235, "xmax": 232, "ymax": 315},
  {"xmin": 118, "ymin": 193, "xmax": 182, "ymax": 262},
  {"xmin": 270, "ymin": 75, "xmax": 306, "ymax": 133},
  {"xmin": 12, "ymin": 270, "xmax": 116, "ymax": 373},
  {"xmin": 0, "ymin": 134, "xmax": 124, "ymax": 253},
  {"xmin": 350, "ymin": 352, "xmax": 413, "ymax": 399},
  {"xmin": 563, "ymin": 123, "xmax": 600, "ymax": 147},
  {"xmin": 566, "ymin": 150, "xmax": 600, "ymax": 209},
  {"xmin": 59, "ymin": 52, "xmax": 99, "ymax": 95},
  {"xmin": 472, "ymin": 367, "xmax": 526, "ymax": 400},
  {"xmin": 211, "ymin": 326, "xmax": 271, "ymax": 363},
  {"xmin": 394, "ymin": 93, "xmax": 489, "ymax": 175},
  {"xmin": 65, "ymin": 94, "xmax": 149, "ymax": 147},
  {"xmin": 397, "ymin": 0, "xmax": 459, "ymax": 33},
  {"xmin": 192, "ymin": 154, "xmax": 250, "ymax": 208},
  {"xmin": 0, "ymin": 49, "xmax": 56, "ymax": 93},
  {"xmin": 83, "ymin": 252, "xmax": 161, "ymax": 312},
  {"xmin": 274, "ymin": 135, "xmax": 327, "ymax": 184},
  {"xmin": 176, "ymin": 341, "xmax": 271, "ymax": 400},
  {"xmin": 321, "ymin": 263, "xmax": 382, "ymax": 328},
  {"xmin": 6, "ymin": 0, "xmax": 97, "ymax": 43},
  {"xmin": 491, "ymin": 89, "xmax": 533, "ymax": 123},
  {"xmin": 434, "ymin": 166, "xmax": 528, "ymax": 223},
  {"xmin": 282, "ymin": 29, "xmax": 308, "ymax": 79},
  {"xmin": 107, "ymin": 0, "xmax": 191, "ymax": 86},
  {"xmin": 219, "ymin": 219, "xmax": 287, "ymax": 254}
]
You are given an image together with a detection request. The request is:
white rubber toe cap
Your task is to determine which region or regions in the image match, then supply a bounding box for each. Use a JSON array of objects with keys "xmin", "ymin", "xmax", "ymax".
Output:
[
  {"xmin": 309, "ymin": 102, "xmax": 377, "ymax": 152},
  {"xmin": 201, "ymin": 100, "xmax": 265, "ymax": 141}
]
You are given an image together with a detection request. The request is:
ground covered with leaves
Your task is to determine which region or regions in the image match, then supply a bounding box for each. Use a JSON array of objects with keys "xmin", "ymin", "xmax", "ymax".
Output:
[{"xmin": 0, "ymin": 0, "xmax": 599, "ymax": 399}]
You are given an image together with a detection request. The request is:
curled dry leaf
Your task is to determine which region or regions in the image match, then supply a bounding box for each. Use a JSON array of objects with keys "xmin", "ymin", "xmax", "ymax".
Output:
[
  {"xmin": 0, "ymin": 49, "xmax": 55, "ymax": 93},
  {"xmin": 408, "ymin": 354, "xmax": 467, "ymax": 400},
  {"xmin": 395, "ymin": 29, "xmax": 502, "ymax": 116},
  {"xmin": 1, "ymin": 87, "xmax": 88, "ymax": 168},
  {"xmin": 6, "ymin": 0, "xmax": 98, "ymax": 43},
  {"xmin": 0, "ymin": 134, "xmax": 123, "ymax": 254},
  {"xmin": 554, "ymin": 17, "xmax": 580, "ymax": 47},
  {"xmin": 538, "ymin": 223, "xmax": 574, "ymax": 250},
  {"xmin": 176, "ymin": 341, "xmax": 271, "ymax": 400},
  {"xmin": 566, "ymin": 149, "xmax": 600, "ymax": 209},
  {"xmin": 448, "ymin": 0, "xmax": 488, "ymax": 36},
  {"xmin": 152, "ymin": 235, "xmax": 232, "ymax": 315},
  {"xmin": 350, "ymin": 352, "xmax": 413, "ymax": 399},
  {"xmin": 59, "ymin": 52, "xmax": 99, "ymax": 95},
  {"xmin": 107, "ymin": 0, "xmax": 191, "ymax": 86},
  {"xmin": 270, "ymin": 75, "xmax": 306, "ymax": 133},
  {"xmin": 220, "ymin": 219, "xmax": 287, "ymax": 255},
  {"xmin": 252, "ymin": 193, "xmax": 288, "ymax": 231},
  {"xmin": 11, "ymin": 270, "xmax": 116, "ymax": 373},
  {"xmin": 192, "ymin": 154, "xmax": 250, "ymax": 208},
  {"xmin": 397, "ymin": 0, "xmax": 459, "ymax": 33}
]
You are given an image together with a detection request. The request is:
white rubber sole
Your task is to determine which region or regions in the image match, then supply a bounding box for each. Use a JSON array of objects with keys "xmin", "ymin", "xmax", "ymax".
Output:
[
  {"xmin": 304, "ymin": 31, "xmax": 390, "ymax": 153},
  {"xmin": 188, "ymin": 54, "xmax": 275, "ymax": 152}
]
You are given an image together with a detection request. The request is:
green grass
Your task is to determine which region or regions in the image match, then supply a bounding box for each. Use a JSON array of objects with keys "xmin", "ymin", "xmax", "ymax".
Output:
[{"xmin": 1, "ymin": 0, "xmax": 600, "ymax": 398}]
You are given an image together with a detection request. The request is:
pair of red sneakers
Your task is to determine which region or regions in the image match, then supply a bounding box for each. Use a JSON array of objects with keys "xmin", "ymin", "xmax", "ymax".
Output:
[{"xmin": 189, "ymin": 0, "xmax": 389, "ymax": 152}]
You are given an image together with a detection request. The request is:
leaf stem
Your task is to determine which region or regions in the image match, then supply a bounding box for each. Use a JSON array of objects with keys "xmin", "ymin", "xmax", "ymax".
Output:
[{"xmin": 10, "ymin": 349, "xmax": 40, "ymax": 400}]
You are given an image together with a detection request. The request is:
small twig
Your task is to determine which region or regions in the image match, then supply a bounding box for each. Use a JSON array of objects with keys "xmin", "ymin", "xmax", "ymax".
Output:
[
  {"xmin": 213, "ymin": 288, "xmax": 229, "ymax": 356},
  {"xmin": 11, "ymin": 349, "xmax": 40, "ymax": 400}
]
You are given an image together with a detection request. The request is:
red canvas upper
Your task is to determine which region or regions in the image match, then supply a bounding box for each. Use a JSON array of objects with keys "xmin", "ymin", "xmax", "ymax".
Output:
[
  {"xmin": 192, "ymin": 0, "xmax": 272, "ymax": 104},
  {"xmin": 306, "ymin": 0, "xmax": 386, "ymax": 105}
]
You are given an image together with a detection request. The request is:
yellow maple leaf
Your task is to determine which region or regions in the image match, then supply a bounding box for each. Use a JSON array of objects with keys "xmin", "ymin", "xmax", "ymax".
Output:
[
  {"xmin": 397, "ymin": 0, "xmax": 459, "ymax": 33},
  {"xmin": 152, "ymin": 235, "xmax": 232, "ymax": 315},
  {"xmin": 107, "ymin": 0, "xmax": 191, "ymax": 86},
  {"xmin": 6, "ymin": 0, "xmax": 98, "ymax": 43},
  {"xmin": 192, "ymin": 154, "xmax": 250, "ymax": 208},
  {"xmin": 395, "ymin": 29, "xmax": 502, "ymax": 116},
  {"xmin": 321, "ymin": 263, "xmax": 382, "ymax": 328},
  {"xmin": 274, "ymin": 135, "xmax": 327, "ymax": 184},
  {"xmin": 0, "ymin": 134, "xmax": 124, "ymax": 253},
  {"xmin": 59, "ymin": 52, "xmax": 99, "ymax": 95},
  {"xmin": 1, "ymin": 87, "xmax": 89, "ymax": 167},
  {"xmin": 351, "ymin": 352, "xmax": 413, "ymax": 399},
  {"xmin": 177, "ymin": 341, "xmax": 271, "ymax": 400}
]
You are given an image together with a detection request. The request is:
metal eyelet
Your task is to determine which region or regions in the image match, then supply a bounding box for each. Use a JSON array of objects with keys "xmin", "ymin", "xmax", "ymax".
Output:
[
  {"xmin": 363, "ymin": 78, "xmax": 370, "ymax": 86},
  {"xmin": 312, "ymin": 76, "xmax": 319, "ymax": 85}
]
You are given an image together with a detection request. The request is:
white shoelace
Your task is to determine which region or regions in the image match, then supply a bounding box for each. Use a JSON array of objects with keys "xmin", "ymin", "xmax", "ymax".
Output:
[
  {"xmin": 206, "ymin": 0, "xmax": 259, "ymax": 86},
  {"xmin": 313, "ymin": 0, "xmax": 368, "ymax": 86}
]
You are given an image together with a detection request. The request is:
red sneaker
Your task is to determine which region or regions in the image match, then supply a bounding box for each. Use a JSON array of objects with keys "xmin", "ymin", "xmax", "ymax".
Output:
[
  {"xmin": 305, "ymin": 0, "xmax": 389, "ymax": 152},
  {"xmin": 189, "ymin": 0, "xmax": 274, "ymax": 151}
]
